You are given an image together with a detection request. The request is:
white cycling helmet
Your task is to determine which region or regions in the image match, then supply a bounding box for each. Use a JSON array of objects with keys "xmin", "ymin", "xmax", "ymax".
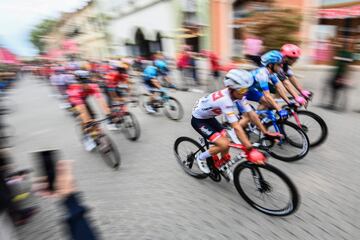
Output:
[{"xmin": 224, "ymin": 69, "xmax": 254, "ymax": 90}]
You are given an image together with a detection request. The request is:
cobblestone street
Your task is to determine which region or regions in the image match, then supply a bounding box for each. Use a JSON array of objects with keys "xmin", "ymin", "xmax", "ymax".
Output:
[{"xmin": 7, "ymin": 73, "xmax": 360, "ymax": 240}]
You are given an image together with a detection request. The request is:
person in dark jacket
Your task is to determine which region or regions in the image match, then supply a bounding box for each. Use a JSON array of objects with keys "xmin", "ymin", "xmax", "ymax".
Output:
[{"xmin": 37, "ymin": 160, "xmax": 98, "ymax": 240}]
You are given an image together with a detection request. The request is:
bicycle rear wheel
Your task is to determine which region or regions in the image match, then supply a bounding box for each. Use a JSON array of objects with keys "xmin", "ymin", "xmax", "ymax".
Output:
[
  {"xmin": 96, "ymin": 134, "xmax": 121, "ymax": 169},
  {"xmin": 264, "ymin": 121, "xmax": 309, "ymax": 162},
  {"xmin": 174, "ymin": 136, "xmax": 208, "ymax": 179},
  {"xmin": 233, "ymin": 162, "xmax": 299, "ymax": 216},
  {"xmin": 164, "ymin": 97, "xmax": 184, "ymax": 121},
  {"xmin": 119, "ymin": 112, "xmax": 141, "ymax": 141},
  {"xmin": 288, "ymin": 110, "xmax": 328, "ymax": 148}
]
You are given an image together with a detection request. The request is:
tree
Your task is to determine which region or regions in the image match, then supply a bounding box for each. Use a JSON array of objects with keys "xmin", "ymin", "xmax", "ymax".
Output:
[
  {"xmin": 30, "ymin": 19, "xmax": 57, "ymax": 54},
  {"xmin": 248, "ymin": 9, "xmax": 302, "ymax": 51}
]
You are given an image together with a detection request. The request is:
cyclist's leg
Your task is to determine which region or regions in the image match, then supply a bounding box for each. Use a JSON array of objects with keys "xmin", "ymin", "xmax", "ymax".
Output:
[
  {"xmin": 191, "ymin": 117, "xmax": 230, "ymax": 158},
  {"xmin": 75, "ymin": 104, "xmax": 92, "ymax": 123},
  {"xmin": 107, "ymin": 88, "xmax": 118, "ymax": 106},
  {"xmin": 84, "ymin": 98, "xmax": 96, "ymax": 120},
  {"xmin": 240, "ymin": 89, "xmax": 263, "ymax": 127}
]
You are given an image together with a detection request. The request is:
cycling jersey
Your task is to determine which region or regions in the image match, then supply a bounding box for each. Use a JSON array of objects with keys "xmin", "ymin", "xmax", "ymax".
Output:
[
  {"xmin": 282, "ymin": 63, "xmax": 294, "ymax": 78},
  {"xmin": 105, "ymin": 71, "xmax": 128, "ymax": 89},
  {"xmin": 143, "ymin": 66, "xmax": 158, "ymax": 82},
  {"xmin": 192, "ymin": 88, "xmax": 252, "ymax": 124},
  {"xmin": 250, "ymin": 67, "xmax": 279, "ymax": 91},
  {"xmin": 66, "ymin": 84, "xmax": 102, "ymax": 105},
  {"xmin": 245, "ymin": 67, "xmax": 280, "ymax": 102}
]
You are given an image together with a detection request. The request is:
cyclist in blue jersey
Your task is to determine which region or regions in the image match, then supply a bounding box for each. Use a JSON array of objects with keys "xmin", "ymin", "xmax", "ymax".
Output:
[
  {"xmin": 142, "ymin": 60, "xmax": 175, "ymax": 113},
  {"xmin": 246, "ymin": 50, "xmax": 290, "ymax": 114}
]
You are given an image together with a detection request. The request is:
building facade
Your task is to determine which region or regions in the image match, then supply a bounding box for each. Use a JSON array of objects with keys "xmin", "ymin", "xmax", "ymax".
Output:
[
  {"xmin": 43, "ymin": 0, "xmax": 109, "ymax": 60},
  {"xmin": 105, "ymin": 0, "xmax": 177, "ymax": 58}
]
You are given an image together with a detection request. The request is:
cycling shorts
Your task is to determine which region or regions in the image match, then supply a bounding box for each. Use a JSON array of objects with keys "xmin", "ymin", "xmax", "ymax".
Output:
[
  {"xmin": 246, "ymin": 88, "xmax": 263, "ymax": 102},
  {"xmin": 191, "ymin": 116, "xmax": 227, "ymax": 142}
]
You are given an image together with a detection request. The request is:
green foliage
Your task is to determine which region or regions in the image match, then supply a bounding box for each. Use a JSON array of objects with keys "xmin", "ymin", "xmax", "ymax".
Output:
[
  {"xmin": 249, "ymin": 9, "xmax": 302, "ymax": 51},
  {"xmin": 30, "ymin": 19, "xmax": 57, "ymax": 53}
]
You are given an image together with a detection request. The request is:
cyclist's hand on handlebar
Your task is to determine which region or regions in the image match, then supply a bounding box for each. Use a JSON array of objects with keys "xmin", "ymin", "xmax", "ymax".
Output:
[
  {"xmin": 287, "ymin": 102, "xmax": 298, "ymax": 109},
  {"xmin": 277, "ymin": 109, "xmax": 288, "ymax": 120},
  {"xmin": 295, "ymin": 96, "xmax": 307, "ymax": 106},
  {"xmin": 301, "ymin": 90, "xmax": 312, "ymax": 100},
  {"xmin": 245, "ymin": 148, "xmax": 266, "ymax": 165}
]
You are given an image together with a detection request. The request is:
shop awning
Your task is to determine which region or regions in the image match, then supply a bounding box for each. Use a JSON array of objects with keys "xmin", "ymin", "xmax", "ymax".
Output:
[
  {"xmin": 0, "ymin": 48, "xmax": 20, "ymax": 65},
  {"xmin": 318, "ymin": 5, "xmax": 360, "ymax": 19}
]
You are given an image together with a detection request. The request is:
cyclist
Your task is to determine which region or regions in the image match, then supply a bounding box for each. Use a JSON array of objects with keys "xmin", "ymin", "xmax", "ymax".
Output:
[
  {"xmin": 191, "ymin": 69, "xmax": 280, "ymax": 174},
  {"xmin": 279, "ymin": 44, "xmax": 311, "ymax": 100},
  {"xmin": 142, "ymin": 60, "xmax": 175, "ymax": 113},
  {"xmin": 66, "ymin": 69, "xmax": 112, "ymax": 125},
  {"xmin": 239, "ymin": 50, "xmax": 291, "ymax": 128},
  {"xmin": 105, "ymin": 63, "xmax": 130, "ymax": 105}
]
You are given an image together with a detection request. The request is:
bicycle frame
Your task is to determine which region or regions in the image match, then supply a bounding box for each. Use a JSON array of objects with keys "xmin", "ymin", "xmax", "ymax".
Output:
[{"xmin": 255, "ymin": 109, "xmax": 285, "ymax": 144}]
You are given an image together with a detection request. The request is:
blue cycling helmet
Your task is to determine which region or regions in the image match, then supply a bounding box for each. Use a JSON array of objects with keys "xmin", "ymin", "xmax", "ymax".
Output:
[
  {"xmin": 154, "ymin": 60, "xmax": 168, "ymax": 72},
  {"xmin": 261, "ymin": 50, "xmax": 283, "ymax": 66}
]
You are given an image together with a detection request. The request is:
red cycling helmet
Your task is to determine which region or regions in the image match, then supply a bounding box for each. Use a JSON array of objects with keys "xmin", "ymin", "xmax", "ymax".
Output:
[{"xmin": 281, "ymin": 44, "xmax": 301, "ymax": 58}]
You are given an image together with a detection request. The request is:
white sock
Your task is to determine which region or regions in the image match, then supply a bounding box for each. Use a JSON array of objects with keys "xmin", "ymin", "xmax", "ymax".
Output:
[{"xmin": 199, "ymin": 150, "xmax": 211, "ymax": 160}]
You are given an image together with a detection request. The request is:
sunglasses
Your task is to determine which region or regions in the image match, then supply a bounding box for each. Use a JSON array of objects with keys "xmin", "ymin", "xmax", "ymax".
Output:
[{"xmin": 236, "ymin": 88, "xmax": 248, "ymax": 95}]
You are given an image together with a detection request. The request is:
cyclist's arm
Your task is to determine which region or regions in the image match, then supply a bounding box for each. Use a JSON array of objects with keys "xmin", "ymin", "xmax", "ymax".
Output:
[
  {"xmin": 288, "ymin": 75, "xmax": 303, "ymax": 93},
  {"xmin": 223, "ymin": 103, "xmax": 252, "ymax": 149},
  {"xmin": 263, "ymin": 90, "xmax": 281, "ymax": 111},
  {"xmin": 274, "ymin": 82, "xmax": 291, "ymax": 105},
  {"xmin": 230, "ymin": 121, "xmax": 252, "ymax": 149},
  {"xmin": 257, "ymin": 73, "xmax": 282, "ymax": 111},
  {"xmin": 282, "ymin": 79, "xmax": 301, "ymax": 99},
  {"xmin": 150, "ymin": 78, "xmax": 162, "ymax": 89},
  {"xmin": 270, "ymin": 74, "xmax": 291, "ymax": 104},
  {"xmin": 245, "ymin": 111, "xmax": 267, "ymax": 134}
]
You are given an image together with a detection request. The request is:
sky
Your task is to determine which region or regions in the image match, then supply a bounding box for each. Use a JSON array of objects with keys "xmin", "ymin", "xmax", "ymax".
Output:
[{"xmin": 0, "ymin": 0, "xmax": 88, "ymax": 56}]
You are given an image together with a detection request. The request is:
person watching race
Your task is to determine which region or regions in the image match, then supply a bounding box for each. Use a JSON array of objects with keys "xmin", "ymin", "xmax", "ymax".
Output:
[{"xmin": 191, "ymin": 69, "xmax": 281, "ymax": 174}]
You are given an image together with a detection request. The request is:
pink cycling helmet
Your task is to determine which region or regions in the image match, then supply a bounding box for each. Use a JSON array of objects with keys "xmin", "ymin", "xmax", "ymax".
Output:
[{"xmin": 281, "ymin": 44, "xmax": 301, "ymax": 58}]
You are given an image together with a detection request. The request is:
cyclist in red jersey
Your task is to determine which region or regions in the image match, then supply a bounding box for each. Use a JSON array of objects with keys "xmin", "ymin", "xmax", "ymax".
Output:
[
  {"xmin": 105, "ymin": 64, "xmax": 129, "ymax": 105},
  {"xmin": 67, "ymin": 70, "xmax": 111, "ymax": 124}
]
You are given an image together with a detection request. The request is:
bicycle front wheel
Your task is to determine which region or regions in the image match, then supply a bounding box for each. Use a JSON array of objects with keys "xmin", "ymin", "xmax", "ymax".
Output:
[
  {"xmin": 174, "ymin": 136, "xmax": 208, "ymax": 179},
  {"xmin": 164, "ymin": 97, "xmax": 184, "ymax": 121},
  {"xmin": 96, "ymin": 135, "xmax": 121, "ymax": 169},
  {"xmin": 233, "ymin": 162, "xmax": 299, "ymax": 216},
  {"xmin": 265, "ymin": 121, "xmax": 309, "ymax": 162},
  {"xmin": 289, "ymin": 110, "xmax": 328, "ymax": 148}
]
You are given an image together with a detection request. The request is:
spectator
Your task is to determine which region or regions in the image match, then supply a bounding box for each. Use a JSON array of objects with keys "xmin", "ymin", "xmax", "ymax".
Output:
[
  {"xmin": 243, "ymin": 32, "xmax": 263, "ymax": 67},
  {"xmin": 188, "ymin": 52, "xmax": 199, "ymax": 86},
  {"xmin": 36, "ymin": 160, "xmax": 98, "ymax": 240},
  {"xmin": 177, "ymin": 46, "xmax": 191, "ymax": 87},
  {"xmin": 201, "ymin": 50, "xmax": 221, "ymax": 92},
  {"xmin": 325, "ymin": 38, "xmax": 354, "ymax": 111}
]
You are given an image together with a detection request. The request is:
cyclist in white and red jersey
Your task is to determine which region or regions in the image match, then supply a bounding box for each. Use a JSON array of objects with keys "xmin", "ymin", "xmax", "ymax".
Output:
[{"xmin": 191, "ymin": 69, "xmax": 280, "ymax": 174}]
